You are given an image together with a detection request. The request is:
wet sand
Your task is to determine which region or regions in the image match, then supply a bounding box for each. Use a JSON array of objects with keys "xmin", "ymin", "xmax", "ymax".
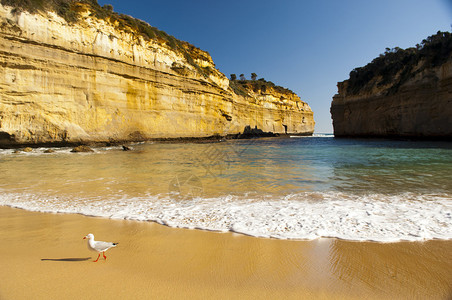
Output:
[{"xmin": 0, "ymin": 206, "xmax": 451, "ymax": 299}]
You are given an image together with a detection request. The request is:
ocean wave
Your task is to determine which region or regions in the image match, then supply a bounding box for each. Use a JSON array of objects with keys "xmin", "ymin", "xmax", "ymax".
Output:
[{"xmin": 1, "ymin": 191, "xmax": 451, "ymax": 242}]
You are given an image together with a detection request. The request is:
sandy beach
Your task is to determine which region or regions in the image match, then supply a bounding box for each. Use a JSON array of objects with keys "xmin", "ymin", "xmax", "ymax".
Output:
[{"xmin": 0, "ymin": 205, "xmax": 451, "ymax": 299}]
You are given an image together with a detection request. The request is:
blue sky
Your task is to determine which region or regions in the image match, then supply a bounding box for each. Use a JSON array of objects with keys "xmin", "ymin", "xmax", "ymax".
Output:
[{"xmin": 98, "ymin": 0, "xmax": 451, "ymax": 133}]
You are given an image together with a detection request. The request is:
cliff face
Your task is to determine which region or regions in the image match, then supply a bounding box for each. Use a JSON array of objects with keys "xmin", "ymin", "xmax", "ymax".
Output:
[
  {"xmin": 0, "ymin": 3, "xmax": 314, "ymax": 146},
  {"xmin": 331, "ymin": 32, "xmax": 452, "ymax": 138}
]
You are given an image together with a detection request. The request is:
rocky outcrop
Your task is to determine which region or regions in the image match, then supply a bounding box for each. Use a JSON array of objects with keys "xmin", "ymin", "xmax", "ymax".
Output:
[
  {"xmin": 0, "ymin": 3, "xmax": 314, "ymax": 147},
  {"xmin": 331, "ymin": 32, "xmax": 452, "ymax": 138},
  {"xmin": 70, "ymin": 145, "xmax": 94, "ymax": 152}
]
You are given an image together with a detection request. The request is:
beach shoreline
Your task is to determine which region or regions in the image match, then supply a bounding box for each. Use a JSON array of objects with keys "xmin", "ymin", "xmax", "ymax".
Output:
[
  {"xmin": 0, "ymin": 131, "xmax": 317, "ymax": 150},
  {"xmin": 0, "ymin": 205, "xmax": 451, "ymax": 299}
]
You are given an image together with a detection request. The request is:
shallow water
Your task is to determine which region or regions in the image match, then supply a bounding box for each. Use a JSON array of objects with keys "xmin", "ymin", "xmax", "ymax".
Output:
[{"xmin": 1, "ymin": 135, "xmax": 451, "ymax": 241}]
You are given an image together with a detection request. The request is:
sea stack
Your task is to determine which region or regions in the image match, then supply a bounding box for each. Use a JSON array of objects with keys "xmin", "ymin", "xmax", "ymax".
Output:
[
  {"xmin": 331, "ymin": 31, "xmax": 452, "ymax": 139},
  {"xmin": 0, "ymin": 1, "xmax": 314, "ymax": 147}
]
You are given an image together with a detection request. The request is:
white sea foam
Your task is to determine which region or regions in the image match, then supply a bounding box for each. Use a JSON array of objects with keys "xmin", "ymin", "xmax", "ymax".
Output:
[
  {"xmin": 0, "ymin": 146, "xmax": 121, "ymax": 156},
  {"xmin": 1, "ymin": 191, "xmax": 451, "ymax": 242},
  {"xmin": 290, "ymin": 133, "xmax": 334, "ymax": 138},
  {"xmin": 0, "ymin": 147, "xmax": 75, "ymax": 156}
]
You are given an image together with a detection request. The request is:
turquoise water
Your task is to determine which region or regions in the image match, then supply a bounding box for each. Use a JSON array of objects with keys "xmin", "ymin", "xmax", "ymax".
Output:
[{"xmin": 1, "ymin": 135, "xmax": 451, "ymax": 241}]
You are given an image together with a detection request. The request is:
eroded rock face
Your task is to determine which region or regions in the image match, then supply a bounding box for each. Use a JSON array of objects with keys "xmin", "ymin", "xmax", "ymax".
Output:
[
  {"xmin": 0, "ymin": 4, "xmax": 314, "ymax": 146},
  {"xmin": 331, "ymin": 59, "xmax": 452, "ymax": 139}
]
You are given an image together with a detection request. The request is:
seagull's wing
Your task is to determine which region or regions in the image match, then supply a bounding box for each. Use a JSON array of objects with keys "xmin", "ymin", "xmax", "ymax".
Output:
[{"xmin": 93, "ymin": 241, "xmax": 117, "ymax": 252}]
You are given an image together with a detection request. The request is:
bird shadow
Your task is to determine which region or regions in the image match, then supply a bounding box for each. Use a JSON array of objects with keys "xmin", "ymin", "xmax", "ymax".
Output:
[{"xmin": 41, "ymin": 257, "xmax": 91, "ymax": 262}]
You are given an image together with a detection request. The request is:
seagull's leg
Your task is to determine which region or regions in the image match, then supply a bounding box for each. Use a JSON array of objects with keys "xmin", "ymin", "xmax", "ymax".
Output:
[
  {"xmin": 93, "ymin": 253, "xmax": 100, "ymax": 262},
  {"xmin": 103, "ymin": 252, "xmax": 107, "ymax": 260}
]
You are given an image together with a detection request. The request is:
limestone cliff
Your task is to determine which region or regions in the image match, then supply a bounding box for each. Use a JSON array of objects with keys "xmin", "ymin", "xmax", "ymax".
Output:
[
  {"xmin": 0, "ymin": 2, "xmax": 314, "ymax": 146},
  {"xmin": 331, "ymin": 32, "xmax": 452, "ymax": 138}
]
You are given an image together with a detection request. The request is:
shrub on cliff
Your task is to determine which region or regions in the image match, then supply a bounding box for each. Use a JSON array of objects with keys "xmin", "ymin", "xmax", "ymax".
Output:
[
  {"xmin": 229, "ymin": 77, "xmax": 294, "ymax": 97},
  {"xmin": 2, "ymin": 0, "xmax": 82, "ymax": 22},
  {"xmin": 1, "ymin": 0, "xmax": 117, "ymax": 20},
  {"xmin": 346, "ymin": 31, "xmax": 452, "ymax": 95}
]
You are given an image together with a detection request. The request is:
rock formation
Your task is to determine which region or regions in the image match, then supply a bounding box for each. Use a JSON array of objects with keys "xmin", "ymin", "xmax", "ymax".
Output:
[
  {"xmin": 70, "ymin": 145, "xmax": 94, "ymax": 152},
  {"xmin": 0, "ymin": 1, "xmax": 314, "ymax": 147},
  {"xmin": 331, "ymin": 32, "xmax": 452, "ymax": 138}
]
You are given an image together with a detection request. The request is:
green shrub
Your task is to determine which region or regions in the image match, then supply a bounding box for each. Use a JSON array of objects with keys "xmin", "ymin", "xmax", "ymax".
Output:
[{"xmin": 230, "ymin": 77, "xmax": 294, "ymax": 96}]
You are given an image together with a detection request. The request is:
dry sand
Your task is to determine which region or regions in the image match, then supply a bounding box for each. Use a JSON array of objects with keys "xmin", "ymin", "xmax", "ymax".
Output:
[{"xmin": 0, "ymin": 205, "xmax": 451, "ymax": 299}]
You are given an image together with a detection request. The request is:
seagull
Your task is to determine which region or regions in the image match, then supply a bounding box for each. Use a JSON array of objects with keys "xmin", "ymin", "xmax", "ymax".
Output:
[{"xmin": 83, "ymin": 233, "xmax": 118, "ymax": 262}]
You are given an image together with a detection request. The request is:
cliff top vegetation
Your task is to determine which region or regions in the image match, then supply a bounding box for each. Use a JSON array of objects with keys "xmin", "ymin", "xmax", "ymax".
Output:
[
  {"xmin": 346, "ymin": 31, "xmax": 452, "ymax": 95},
  {"xmin": 1, "ymin": 0, "xmax": 212, "ymax": 75},
  {"xmin": 229, "ymin": 73, "xmax": 296, "ymax": 98}
]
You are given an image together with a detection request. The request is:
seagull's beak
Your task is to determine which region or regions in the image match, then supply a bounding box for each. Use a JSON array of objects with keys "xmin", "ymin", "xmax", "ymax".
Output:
[{"xmin": 83, "ymin": 236, "xmax": 86, "ymax": 239}]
